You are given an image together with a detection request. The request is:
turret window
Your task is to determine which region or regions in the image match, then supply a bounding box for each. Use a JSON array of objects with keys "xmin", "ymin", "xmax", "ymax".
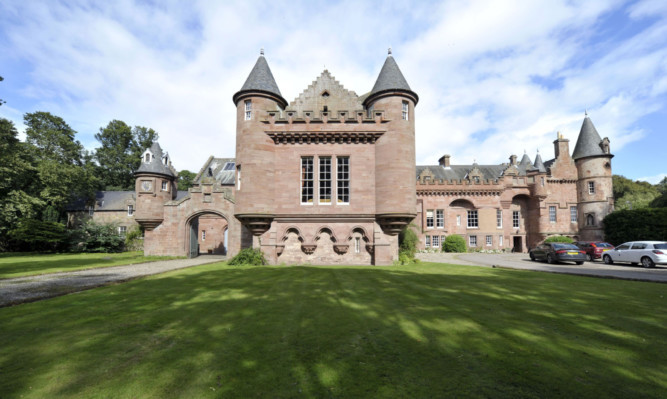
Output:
[
  {"xmin": 244, "ymin": 100, "xmax": 252, "ymax": 120},
  {"xmin": 588, "ymin": 181, "xmax": 595, "ymax": 194},
  {"xmin": 402, "ymin": 101, "xmax": 409, "ymax": 120},
  {"xmin": 161, "ymin": 181, "xmax": 168, "ymax": 191}
]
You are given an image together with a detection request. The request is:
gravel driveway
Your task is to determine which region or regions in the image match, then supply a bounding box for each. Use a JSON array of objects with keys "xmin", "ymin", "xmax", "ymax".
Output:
[
  {"xmin": 418, "ymin": 252, "xmax": 667, "ymax": 283},
  {"xmin": 0, "ymin": 256, "xmax": 225, "ymax": 307}
]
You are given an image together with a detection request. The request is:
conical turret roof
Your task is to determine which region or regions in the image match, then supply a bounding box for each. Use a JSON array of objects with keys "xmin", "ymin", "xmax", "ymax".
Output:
[
  {"xmin": 233, "ymin": 51, "xmax": 287, "ymax": 107},
  {"xmin": 364, "ymin": 50, "xmax": 418, "ymax": 105},
  {"xmin": 136, "ymin": 142, "xmax": 175, "ymax": 177},
  {"xmin": 572, "ymin": 115, "xmax": 606, "ymax": 160},
  {"xmin": 519, "ymin": 152, "xmax": 532, "ymax": 166},
  {"xmin": 533, "ymin": 152, "xmax": 546, "ymax": 172}
]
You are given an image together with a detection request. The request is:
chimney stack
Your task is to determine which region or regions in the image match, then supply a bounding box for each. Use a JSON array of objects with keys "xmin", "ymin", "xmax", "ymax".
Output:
[
  {"xmin": 438, "ymin": 154, "xmax": 451, "ymax": 168},
  {"xmin": 510, "ymin": 155, "xmax": 517, "ymax": 165}
]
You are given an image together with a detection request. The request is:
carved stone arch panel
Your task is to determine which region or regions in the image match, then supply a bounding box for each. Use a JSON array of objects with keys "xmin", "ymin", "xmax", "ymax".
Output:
[
  {"xmin": 316, "ymin": 226, "xmax": 338, "ymax": 243},
  {"xmin": 280, "ymin": 226, "xmax": 305, "ymax": 243}
]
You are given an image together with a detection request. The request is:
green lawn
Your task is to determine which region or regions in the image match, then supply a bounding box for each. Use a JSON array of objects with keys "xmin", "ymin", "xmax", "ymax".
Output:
[
  {"xmin": 0, "ymin": 251, "xmax": 182, "ymax": 279},
  {"xmin": 1, "ymin": 262, "xmax": 665, "ymax": 398}
]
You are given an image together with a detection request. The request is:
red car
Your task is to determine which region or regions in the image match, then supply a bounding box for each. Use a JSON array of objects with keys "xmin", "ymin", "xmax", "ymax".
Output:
[{"xmin": 573, "ymin": 241, "xmax": 615, "ymax": 262}]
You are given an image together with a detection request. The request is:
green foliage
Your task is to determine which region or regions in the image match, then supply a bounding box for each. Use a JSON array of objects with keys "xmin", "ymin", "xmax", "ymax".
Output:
[
  {"xmin": 603, "ymin": 208, "xmax": 667, "ymax": 245},
  {"xmin": 613, "ymin": 175, "xmax": 660, "ymax": 210},
  {"xmin": 443, "ymin": 234, "xmax": 467, "ymax": 253},
  {"xmin": 8, "ymin": 219, "xmax": 67, "ymax": 252},
  {"xmin": 69, "ymin": 221, "xmax": 125, "ymax": 253},
  {"xmin": 42, "ymin": 205, "xmax": 60, "ymax": 223},
  {"xmin": 398, "ymin": 225, "xmax": 419, "ymax": 257},
  {"xmin": 228, "ymin": 248, "xmax": 267, "ymax": 265},
  {"xmin": 544, "ymin": 235, "xmax": 574, "ymax": 243},
  {"xmin": 650, "ymin": 177, "xmax": 667, "ymax": 208},
  {"xmin": 124, "ymin": 225, "xmax": 144, "ymax": 251},
  {"xmin": 177, "ymin": 170, "xmax": 197, "ymax": 191},
  {"xmin": 94, "ymin": 121, "xmax": 159, "ymax": 190}
]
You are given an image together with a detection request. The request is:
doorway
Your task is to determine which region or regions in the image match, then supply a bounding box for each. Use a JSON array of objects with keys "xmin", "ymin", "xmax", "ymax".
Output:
[
  {"xmin": 513, "ymin": 236, "xmax": 523, "ymax": 253},
  {"xmin": 187, "ymin": 212, "xmax": 228, "ymax": 257}
]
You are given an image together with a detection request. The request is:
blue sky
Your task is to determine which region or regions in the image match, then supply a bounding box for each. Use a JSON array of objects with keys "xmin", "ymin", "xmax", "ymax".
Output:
[{"xmin": 1, "ymin": 0, "xmax": 665, "ymax": 183}]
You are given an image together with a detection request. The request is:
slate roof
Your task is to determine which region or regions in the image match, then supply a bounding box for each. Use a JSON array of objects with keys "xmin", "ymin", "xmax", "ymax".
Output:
[
  {"xmin": 67, "ymin": 191, "xmax": 135, "ymax": 211},
  {"xmin": 519, "ymin": 153, "xmax": 532, "ymax": 166},
  {"xmin": 136, "ymin": 142, "xmax": 175, "ymax": 178},
  {"xmin": 365, "ymin": 52, "xmax": 418, "ymax": 105},
  {"xmin": 416, "ymin": 155, "xmax": 550, "ymax": 181},
  {"xmin": 233, "ymin": 53, "xmax": 287, "ymax": 106},
  {"xmin": 572, "ymin": 116, "xmax": 605, "ymax": 160},
  {"xmin": 194, "ymin": 157, "xmax": 236, "ymax": 186},
  {"xmin": 533, "ymin": 153, "xmax": 547, "ymax": 173},
  {"xmin": 174, "ymin": 190, "xmax": 189, "ymax": 201}
]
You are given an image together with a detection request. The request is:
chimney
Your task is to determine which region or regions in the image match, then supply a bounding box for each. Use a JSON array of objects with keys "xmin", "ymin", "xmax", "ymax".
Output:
[
  {"xmin": 438, "ymin": 154, "xmax": 451, "ymax": 168},
  {"xmin": 553, "ymin": 131, "xmax": 570, "ymax": 159},
  {"xmin": 510, "ymin": 155, "xmax": 517, "ymax": 165}
]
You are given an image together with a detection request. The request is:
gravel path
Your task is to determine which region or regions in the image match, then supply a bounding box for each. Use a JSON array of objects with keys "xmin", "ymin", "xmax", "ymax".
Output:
[
  {"xmin": 417, "ymin": 252, "xmax": 667, "ymax": 283},
  {"xmin": 0, "ymin": 256, "xmax": 225, "ymax": 307}
]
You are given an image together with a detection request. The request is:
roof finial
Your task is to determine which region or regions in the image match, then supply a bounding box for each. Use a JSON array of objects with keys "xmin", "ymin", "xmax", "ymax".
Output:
[
  {"xmin": 585, "ymin": 109, "xmax": 588, "ymax": 117},
  {"xmin": 536, "ymin": 148, "xmax": 540, "ymax": 154},
  {"xmin": 388, "ymin": 47, "xmax": 392, "ymax": 55},
  {"xmin": 260, "ymin": 48, "xmax": 264, "ymax": 56}
]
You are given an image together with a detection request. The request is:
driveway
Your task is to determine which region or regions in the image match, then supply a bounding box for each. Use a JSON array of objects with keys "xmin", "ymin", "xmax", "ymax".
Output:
[
  {"xmin": 0, "ymin": 255, "xmax": 225, "ymax": 307},
  {"xmin": 417, "ymin": 252, "xmax": 667, "ymax": 283}
]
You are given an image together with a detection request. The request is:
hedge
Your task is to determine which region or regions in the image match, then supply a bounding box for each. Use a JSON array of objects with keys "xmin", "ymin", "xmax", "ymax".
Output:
[{"xmin": 603, "ymin": 208, "xmax": 667, "ymax": 245}]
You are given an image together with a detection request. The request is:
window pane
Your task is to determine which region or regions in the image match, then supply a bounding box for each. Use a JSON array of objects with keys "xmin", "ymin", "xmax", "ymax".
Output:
[
  {"xmin": 319, "ymin": 157, "xmax": 331, "ymax": 203},
  {"xmin": 301, "ymin": 157, "xmax": 313, "ymax": 203},
  {"xmin": 436, "ymin": 209, "xmax": 444, "ymax": 227},
  {"xmin": 467, "ymin": 210, "xmax": 478, "ymax": 228},
  {"xmin": 336, "ymin": 157, "xmax": 349, "ymax": 203},
  {"xmin": 426, "ymin": 210, "xmax": 434, "ymax": 228}
]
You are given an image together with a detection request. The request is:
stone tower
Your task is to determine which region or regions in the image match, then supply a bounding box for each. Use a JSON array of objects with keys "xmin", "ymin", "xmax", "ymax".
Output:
[
  {"xmin": 363, "ymin": 49, "xmax": 419, "ymax": 235},
  {"xmin": 572, "ymin": 114, "xmax": 614, "ymax": 241},
  {"xmin": 232, "ymin": 50, "xmax": 288, "ymax": 243},
  {"xmin": 134, "ymin": 142, "xmax": 177, "ymax": 230}
]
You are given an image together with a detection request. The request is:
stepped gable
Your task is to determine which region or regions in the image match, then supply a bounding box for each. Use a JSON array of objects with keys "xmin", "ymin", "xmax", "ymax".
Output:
[
  {"xmin": 286, "ymin": 70, "xmax": 363, "ymax": 116},
  {"xmin": 136, "ymin": 142, "xmax": 175, "ymax": 178},
  {"xmin": 572, "ymin": 115, "xmax": 605, "ymax": 160}
]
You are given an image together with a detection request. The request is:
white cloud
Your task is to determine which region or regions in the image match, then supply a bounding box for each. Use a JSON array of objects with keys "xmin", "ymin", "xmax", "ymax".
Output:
[{"xmin": 637, "ymin": 173, "xmax": 666, "ymax": 184}]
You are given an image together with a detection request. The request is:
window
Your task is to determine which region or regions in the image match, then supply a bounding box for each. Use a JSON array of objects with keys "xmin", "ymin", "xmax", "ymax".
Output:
[
  {"xmin": 145, "ymin": 153, "xmax": 150, "ymax": 162},
  {"xmin": 127, "ymin": 205, "xmax": 134, "ymax": 216},
  {"xmin": 319, "ymin": 157, "xmax": 332, "ymax": 204},
  {"xmin": 244, "ymin": 100, "xmax": 252, "ymax": 120},
  {"xmin": 499, "ymin": 235, "xmax": 503, "ymax": 247},
  {"xmin": 355, "ymin": 237, "xmax": 361, "ymax": 253},
  {"xmin": 467, "ymin": 210, "xmax": 478, "ymax": 228},
  {"xmin": 570, "ymin": 206, "xmax": 577, "ymax": 222},
  {"xmin": 301, "ymin": 157, "xmax": 314, "ymax": 203},
  {"xmin": 469, "ymin": 235, "xmax": 477, "ymax": 247},
  {"xmin": 337, "ymin": 157, "xmax": 350, "ymax": 204},
  {"xmin": 237, "ymin": 165, "xmax": 241, "ymax": 190},
  {"xmin": 456, "ymin": 215, "xmax": 461, "ymax": 226},
  {"xmin": 588, "ymin": 181, "xmax": 595, "ymax": 194},
  {"xmin": 436, "ymin": 209, "xmax": 444, "ymax": 228},
  {"xmin": 540, "ymin": 177, "xmax": 545, "ymax": 187},
  {"xmin": 402, "ymin": 101, "xmax": 409, "ymax": 120},
  {"xmin": 586, "ymin": 214, "xmax": 595, "ymax": 226},
  {"xmin": 118, "ymin": 226, "xmax": 127, "ymax": 236},
  {"xmin": 432, "ymin": 235, "xmax": 440, "ymax": 249},
  {"xmin": 486, "ymin": 235, "xmax": 492, "ymax": 246},
  {"xmin": 202, "ymin": 230, "xmax": 206, "ymax": 241},
  {"xmin": 223, "ymin": 162, "xmax": 235, "ymax": 171},
  {"xmin": 549, "ymin": 206, "xmax": 557, "ymax": 223},
  {"xmin": 161, "ymin": 181, "xmax": 168, "ymax": 191},
  {"xmin": 425, "ymin": 235, "xmax": 431, "ymax": 248},
  {"xmin": 426, "ymin": 210, "xmax": 434, "ymax": 228},
  {"xmin": 513, "ymin": 211, "xmax": 520, "ymax": 228},
  {"xmin": 496, "ymin": 209, "xmax": 502, "ymax": 228}
]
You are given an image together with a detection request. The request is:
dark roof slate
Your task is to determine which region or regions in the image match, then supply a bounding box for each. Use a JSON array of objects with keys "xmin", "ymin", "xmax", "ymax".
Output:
[
  {"xmin": 572, "ymin": 116, "xmax": 605, "ymax": 160},
  {"xmin": 194, "ymin": 157, "xmax": 236, "ymax": 186},
  {"xmin": 234, "ymin": 55, "xmax": 285, "ymax": 105},
  {"xmin": 533, "ymin": 153, "xmax": 547, "ymax": 173},
  {"xmin": 136, "ymin": 142, "xmax": 175, "ymax": 177},
  {"xmin": 366, "ymin": 53, "xmax": 418, "ymax": 104},
  {"xmin": 67, "ymin": 191, "xmax": 135, "ymax": 211}
]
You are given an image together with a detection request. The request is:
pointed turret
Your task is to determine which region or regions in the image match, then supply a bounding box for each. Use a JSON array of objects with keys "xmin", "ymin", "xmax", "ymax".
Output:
[
  {"xmin": 136, "ymin": 142, "xmax": 175, "ymax": 178},
  {"xmin": 533, "ymin": 151, "xmax": 546, "ymax": 173},
  {"xmin": 363, "ymin": 48, "xmax": 418, "ymax": 106},
  {"xmin": 572, "ymin": 114, "xmax": 608, "ymax": 160},
  {"xmin": 233, "ymin": 50, "xmax": 287, "ymax": 108},
  {"xmin": 519, "ymin": 152, "xmax": 532, "ymax": 166}
]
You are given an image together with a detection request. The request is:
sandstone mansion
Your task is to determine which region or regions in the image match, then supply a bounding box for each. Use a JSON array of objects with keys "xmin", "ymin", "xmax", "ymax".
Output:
[{"xmin": 70, "ymin": 50, "xmax": 614, "ymax": 265}]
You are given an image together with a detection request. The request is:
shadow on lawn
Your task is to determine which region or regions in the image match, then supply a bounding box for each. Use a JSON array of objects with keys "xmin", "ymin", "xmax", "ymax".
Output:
[{"xmin": 1, "ymin": 264, "xmax": 665, "ymax": 398}]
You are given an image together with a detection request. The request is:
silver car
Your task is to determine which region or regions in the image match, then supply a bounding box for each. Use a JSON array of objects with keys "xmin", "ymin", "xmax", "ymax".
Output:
[{"xmin": 602, "ymin": 241, "xmax": 667, "ymax": 268}]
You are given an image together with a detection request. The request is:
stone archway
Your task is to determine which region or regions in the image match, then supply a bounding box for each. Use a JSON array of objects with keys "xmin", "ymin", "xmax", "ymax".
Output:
[{"xmin": 185, "ymin": 211, "xmax": 229, "ymax": 257}]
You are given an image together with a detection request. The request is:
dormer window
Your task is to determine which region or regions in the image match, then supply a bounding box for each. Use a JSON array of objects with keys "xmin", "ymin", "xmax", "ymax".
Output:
[
  {"xmin": 144, "ymin": 153, "xmax": 150, "ymax": 162},
  {"xmin": 245, "ymin": 100, "xmax": 252, "ymax": 121}
]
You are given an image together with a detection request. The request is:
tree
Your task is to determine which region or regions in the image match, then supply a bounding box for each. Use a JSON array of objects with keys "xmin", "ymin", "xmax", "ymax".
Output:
[
  {"xmin": 612, "ymin": 175, "xmax": 660, "ymax": 210},
  {"xmin": 94, "ymin": 121, "xmax": 158, "ymax": 190},
  {"xmin": 650, "ymin": 177, "xmax": 667, "ymax": 208},
  {"xmin": 177, "ymin": 170, "xmax": 196, "ymax": 191}
]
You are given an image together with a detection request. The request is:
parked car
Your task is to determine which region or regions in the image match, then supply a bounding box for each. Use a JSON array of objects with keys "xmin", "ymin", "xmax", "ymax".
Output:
[
  {"xmin": 602, "ymin": 241, "xmax": 667, "ymax": 268},
  {"xmin": 573, "ymin": 241, "xmax": 615, "ymax": 262},
  {"xmin": 529, "ymin": 243, "xmax": 586, "ymax": 265}
]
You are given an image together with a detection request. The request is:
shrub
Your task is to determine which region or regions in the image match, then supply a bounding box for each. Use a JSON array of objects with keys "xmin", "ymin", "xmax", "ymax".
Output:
[
  {"xmin": 8, "ymin": 219, "xmax": 67, "ymax": 252},
  {"xmin": 603, "ymin": 208, "xmax": 667, "ymax": 245},
  {"xmin": 228, "ymin": 248, "xmax": 266, "ymax": 266},
  {"xmin": 544, "ymin": 235, "xmax": 574, "ymax": 243},
  {"xmin": 399, "ymin": 225, "xmax": 419, "ymax": 258},
  {"xmin": 124, "ymin": 226, "xmax": 144, "ymax": 251},
  {"xmin": 443, "ymin": 235, "xmax": 466, "ymax": 253},
  {"xmin": 68, "ymin": 221, "xmax": 125, "ymax": 253}
]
